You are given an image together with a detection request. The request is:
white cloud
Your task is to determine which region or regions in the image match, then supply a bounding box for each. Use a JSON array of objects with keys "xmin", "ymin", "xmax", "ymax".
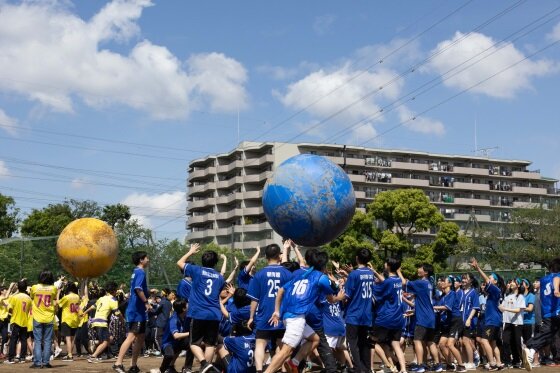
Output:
[
  {"xmin": 256, "ymin": 61, "xmax": 319, "ymax": 81},
  {"xmin": 547, "ymin": 22, "xmax": 560, "ymax": 42},
  {"xmin": 278, "ymin": 64, "xmax": 403, "ymax": 122},
  {"xmin": 313, "ymin": 14, "xmax": 336, "ymax": 36},
  {"xmin": 0, "ymin": 109, "xmax": 18, "ymax": 135},
  {"xmin": 122, "ymin": 191, "xmax": 186, "ymax": 229},
  {"xmin": 70, "ymin": 177, "xmax": 89, "ymax": 189},
  {"xmin": 426, "ymin": 32, "xmax": 555, "ymax": 98},
  {"xmin": 0, "ymin": 160, "xmax": 10, "ymax": 178},
  {"xmin": 397, "ymin": 106, "xmax": 445, "ymax": 136},
  {"xmin": 0, "ymin": 0, "xmax": 248, "ymax": 119}
]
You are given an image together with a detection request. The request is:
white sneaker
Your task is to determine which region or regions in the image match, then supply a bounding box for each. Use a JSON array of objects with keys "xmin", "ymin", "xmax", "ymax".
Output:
[
  {"xmin": 54, "ymin": 347, "xmax": 62, "ymax": 359},
  {"xmin": 522, "ymin": 348, "xmax": 533, "ymax": 371}
]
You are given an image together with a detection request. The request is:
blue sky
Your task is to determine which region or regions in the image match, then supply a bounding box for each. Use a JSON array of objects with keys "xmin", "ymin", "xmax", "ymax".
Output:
[{"xmin": 1, "ymin": 0, "xmax": 560, "ymax": 240}]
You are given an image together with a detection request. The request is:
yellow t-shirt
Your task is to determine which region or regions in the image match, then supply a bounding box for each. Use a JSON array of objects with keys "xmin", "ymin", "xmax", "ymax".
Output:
[
  {"xmin": 91, "ymin": 295, "xmax": 119, "ymax": 328},
  {"xmin": 30, "ymin": 284, "xmax": 57, "ymax": 324},
  {"xmin": 8, "ymin": 292, "xmax": 32, "ymax": 328},
  {"xmin": 78, "ymin": 298, "xmax": 89, "ymax": 327},
  {"xmin": 59, "ymin": 293, "xmax": 81, "ymax": 329},
  {"xmin": 27, "ymin": 308, "xmax": 34, "ymax": 331},
  {"xmin": 0, "ymin": 296, "xmax": 9, "ymax": 320}
]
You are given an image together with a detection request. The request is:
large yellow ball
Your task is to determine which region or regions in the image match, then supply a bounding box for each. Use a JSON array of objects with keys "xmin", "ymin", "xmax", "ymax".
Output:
[{"xmin": 56, "ymin": 218, "xmax": 118, "ymax": 278}]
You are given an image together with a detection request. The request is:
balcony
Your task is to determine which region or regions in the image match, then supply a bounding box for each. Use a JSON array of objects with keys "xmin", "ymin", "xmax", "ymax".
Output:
[
  {"xmin": 512, "ymin": 171, "xmax": 541, "ymax": 180},
  {"xmin": 453, "ymin": 213, "xmax": 491, "ymax": 222},
  {"xmin": 348, "ymin": 173, "xmax": 366, "ymax": 183},
  {"xmin": 187, "ymin": 229, "xmax": 214, "ymax": 240},
  {"xmin": 454, "ymin": 197, "xmax": 491, "ymax": 207},
  {"xmin": 245, "ymin": 171, "xmax": 273, "ymax": 183},
  {"xmin": 215, "ymin": 208, "xmax": 243, "ymax": 221},
  {"xmin": 355, "ymin": 190, "xmax": 366, "ymax": 199},
  {"xmin": 243, "ymin": 222, "xmax": 271, "ymax": 233},
  {"xmin": 454, "ymin": 182, "xmax": 489, "ymax": 191},
  {"xmin": 244, "ymin": 153, "xmax": 274, "ymax": 167},
  {"xmin": 217, "ymin": 160, "xmax": 244, "ymax": 173},
  {"xmin": 391, "ymin": 177, "xmax": 429, "ymax": 187},
  {"xmin": 216, "ymin": 192, "xmax": 242, "ymax": 205},
  {"xmin": 216, "ymin": 176, "xmax": 244, "ymax": 189},
  {"xmin": 190, "ymin": 182, "xmax": 216, "ymax": 195},
  {"xmin": 244, "ymin": 206, "xmax": 264, "ymax": 215},
  {"xmin": 243, "ymin": 190, "xmax": 263, "ymax": 199},
  {"xmin": 512, "ymin": 186, "xmax": 547, "ymax": 195},
  {"xmin": 453, "ymin": 166, "xmax": 489, "ymax": 176},
  {"xmin": 188, "ymin": 198, "xmax": 215, "ymax": 210},
  {"xmin": 391, "ymin": 161, "xmax": 429, "ymax": 171},
  {"xmin": 188, "ymin": 167, "xmax": 216, "ymax": 182},
  {"xmin": 512, "ymin": 201, "xmax": 543, "ymax": 208},
  {"xmin": 188, "ymin": 213, "xmax": 215, "ymax": 225}
]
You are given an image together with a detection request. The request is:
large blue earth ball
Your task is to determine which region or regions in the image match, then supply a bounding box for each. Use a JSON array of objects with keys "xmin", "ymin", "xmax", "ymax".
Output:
[{"xmin": 262, "ymin": 154, "xmax": 356, "ymax": 247}]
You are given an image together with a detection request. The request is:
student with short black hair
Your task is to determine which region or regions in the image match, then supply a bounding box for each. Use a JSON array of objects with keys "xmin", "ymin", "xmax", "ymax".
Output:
[
  {"xmin": 30, "ymin": 269, "xmax": 58, "ymax": 369},
  {"xmin": 57, "ymin": 281, "xmax": 81, "ymax": 361},
  {"xmin": 398, "ymin": 263, "xmax": 442, "ymax": 373},
  {"xmin": 345, "ymin": 248, "xmax": 375, "ymax": 373},
  {"xmin": 5, "ymin": 280, "xmax": 31, "ymax": 364},
  {"xmin": 247, "ymin": 241, "xmax": 292, "ymax": 373},
  {"xmin": 113, "ymin": 251, "xmax": 151, "ymax": 373},
  {"xmin": 157, "ymin": 299, "xmax": 190, "ymax": 373},
  {"xmin": 177, "ymin": 243, "xmax": 226, "ymax": 373}
]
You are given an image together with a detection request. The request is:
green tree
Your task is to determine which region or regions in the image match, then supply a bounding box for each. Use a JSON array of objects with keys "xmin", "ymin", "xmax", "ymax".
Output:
[
  {"xmin": 21, "ymin": 203, "xmax": 74, "ymax": 237},
  {"xmin": 67, "ymin": 199, "xmax": 102, "ymax": 219},
  {"xmin": 101, "ymin": 203, "xmax": 132, "ymax": 228},
  {"xmin": 0, "ymin": 193, "xmax": 19, "ymax": 238}
]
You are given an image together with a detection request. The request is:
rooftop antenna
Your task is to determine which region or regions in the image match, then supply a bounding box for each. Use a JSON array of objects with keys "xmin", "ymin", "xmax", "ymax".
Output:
[{"xmin": 472, "ymin": 114, "xmax": 499, "ymax": 158}]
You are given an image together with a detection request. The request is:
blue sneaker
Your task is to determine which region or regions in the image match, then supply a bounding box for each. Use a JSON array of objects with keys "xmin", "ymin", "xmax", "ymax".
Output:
[
  {"xmin": 434, "ymin": 363, "xmax": 443, "ymax": 372},
  {"xmin": 416, "ymin": 365, "xmax": 426, "ymax": 373}
]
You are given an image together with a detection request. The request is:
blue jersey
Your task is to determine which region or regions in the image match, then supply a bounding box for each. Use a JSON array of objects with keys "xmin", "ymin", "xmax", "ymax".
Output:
[
  {"xmin": 320, "ymin": 298, "xmax": 345, "ymax": 337},
  {"xmin": 484, "ymin": 282, "xmax": 502, "ymax": 327},
  {"xmin": 402, "ymin": 300, "xmax": 416, "ymax": 337},
  {"xmin": 224, "ymin": 335, "xmax": 256, "ymax": 373},
  {"xmin": 437, "ymin": 296, "xmax": 449, "ymax": 327},
  {"xmin": 126, "ymin": 267, "xmax": 149, "ymax": 322},
  {"xmin": 523, "ymin": 292, "xmax": 535, "ymax": 325},
  {"xmin": 461, "ymin": 288, "xmax": 480, "ymax": 327},
  {"xmin": 282, "ymin": 269, "xmax": 334, "ymax": 319},
  {"xmin": 161, "ymin": 312, "xmax": 190, "ymax": 351},
  {"xmin": 237, "ymin": 268, "xmax": 253, "ymax": 290},
  {"xmin": 247, "ymin": 264, "xmax": 292, "ymax": 331},
  {"xmin": 540, "ymin": 273, "xmax": 560, "ymax": 318},
  {"xmin": 373, "ymin": 275, "xmax": 404, "ymax": 329},
  {"xmin": 407, "ymin": 279, "xmax": 435, "ymax": 329},
  {"xmin": 183, "ymin": 263, "xmax": 225, "ymax": 321},
  {"xmin": 345, "ymin": 267, "xmax": 375, "ymax": 326},
  {"xmin": 220, "ymin": 302, "xmax": 251, "ymax": 337},
  {"xmin": 176, "ymin": 278, "xmax": 192, "ymax": 301}
]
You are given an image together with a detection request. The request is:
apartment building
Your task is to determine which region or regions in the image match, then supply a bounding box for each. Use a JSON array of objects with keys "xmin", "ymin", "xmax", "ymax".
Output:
[{"xmin": 186, "ymin": 141, "xmax": 559, "ymax": 249}]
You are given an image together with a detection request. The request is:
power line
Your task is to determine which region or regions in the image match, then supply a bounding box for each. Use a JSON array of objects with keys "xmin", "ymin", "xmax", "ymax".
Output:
[{"xmin": 358, "ymin": 36, "xmax": 560, "ymax": 146}]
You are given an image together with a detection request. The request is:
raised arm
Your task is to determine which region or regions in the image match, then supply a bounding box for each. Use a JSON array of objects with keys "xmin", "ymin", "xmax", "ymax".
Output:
[
  {"xmin": 293, "ymin": 243, "xmax": 306, "ymax": 267},
  {"xmin": 225, "ymin": 258, "xmax": 239, "ymax": 283},
  {"xmin": 176, "ymin": 243, "xmax": 200, "ymax": 271},
  {"xmin": 220, "ymin": 254, "xmax": 227, "ymax": 276},
  {"xmin": 245, "ymin": 246, "xmax": 261, "ymax": 273},
  {"xmin": 469, "ymin": 258, "xmax": 490, "ymax": 284},
  {"xmin": 281, "ymin": 239, "xmax": 291, "ymax": 263},
  {"xmin": 396, "ymin": 268, "xmax": 408, "ymax": 286}
]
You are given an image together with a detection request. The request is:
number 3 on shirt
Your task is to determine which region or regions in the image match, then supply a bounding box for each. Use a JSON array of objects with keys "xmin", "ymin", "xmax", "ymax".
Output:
[
  {"xmin": 204, "ymin": 279, "xmax": 213, "ymax": 296},
  {"xmin": 361, "ymin": 282, "xmax": 372, "ymax": 299}
]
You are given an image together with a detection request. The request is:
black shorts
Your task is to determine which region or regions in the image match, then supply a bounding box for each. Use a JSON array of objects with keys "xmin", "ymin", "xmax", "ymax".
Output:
[
  {"xmin": 190, "ymin": 319, "xmax": 219, "ymax": 347},
  {"xmin": 447, "ymin": 317, "xmax": 463, "ymax": 339},
  {"xmin": 94, "ymin": 326, "xmax": 110, "ymax": 342},
  {"xmin": 128, "ymin": 321, "xmax": 147, "ymax": 334},
  {"xmin": 482, "ymin": 325, "xmax": 501, "ymax": 341},
  {"xmin": 463, "ymin": 326, "xmax": 477, "ymax": 339},
  {"xmin": 371, "ymin": 325, "xmax": 402, "ymax": 343},
  {"xmin": 255, "ymin": 328, "xmax": 285, "ymax": 342},
  {"xmin": 413, "ymin": 325, "xmax": 435, "ymax": 342},
  {"xmin": 60, "ymin": 323, "xmax": 77, "ymax": 337}
]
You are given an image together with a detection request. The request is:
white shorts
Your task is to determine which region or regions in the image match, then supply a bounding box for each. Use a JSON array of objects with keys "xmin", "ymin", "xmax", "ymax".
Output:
[
  {"xmin": 326, "ymin": 335, "xmax": 346, "ymax": 349},
  {"xmin": 282, "ymin": 316, "xmax": 306, "ymax": 348}
]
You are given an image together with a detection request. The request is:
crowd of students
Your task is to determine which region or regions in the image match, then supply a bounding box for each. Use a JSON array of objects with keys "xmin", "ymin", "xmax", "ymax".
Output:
[{"xmin": 0, "ymin": 240, "xmax": 559, "ymax": 373}]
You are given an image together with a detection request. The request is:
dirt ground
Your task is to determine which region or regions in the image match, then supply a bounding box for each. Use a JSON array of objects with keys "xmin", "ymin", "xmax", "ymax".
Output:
[{"xmin": 1, "ymin": 352, "xmax": 558, "ymax": 373}]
